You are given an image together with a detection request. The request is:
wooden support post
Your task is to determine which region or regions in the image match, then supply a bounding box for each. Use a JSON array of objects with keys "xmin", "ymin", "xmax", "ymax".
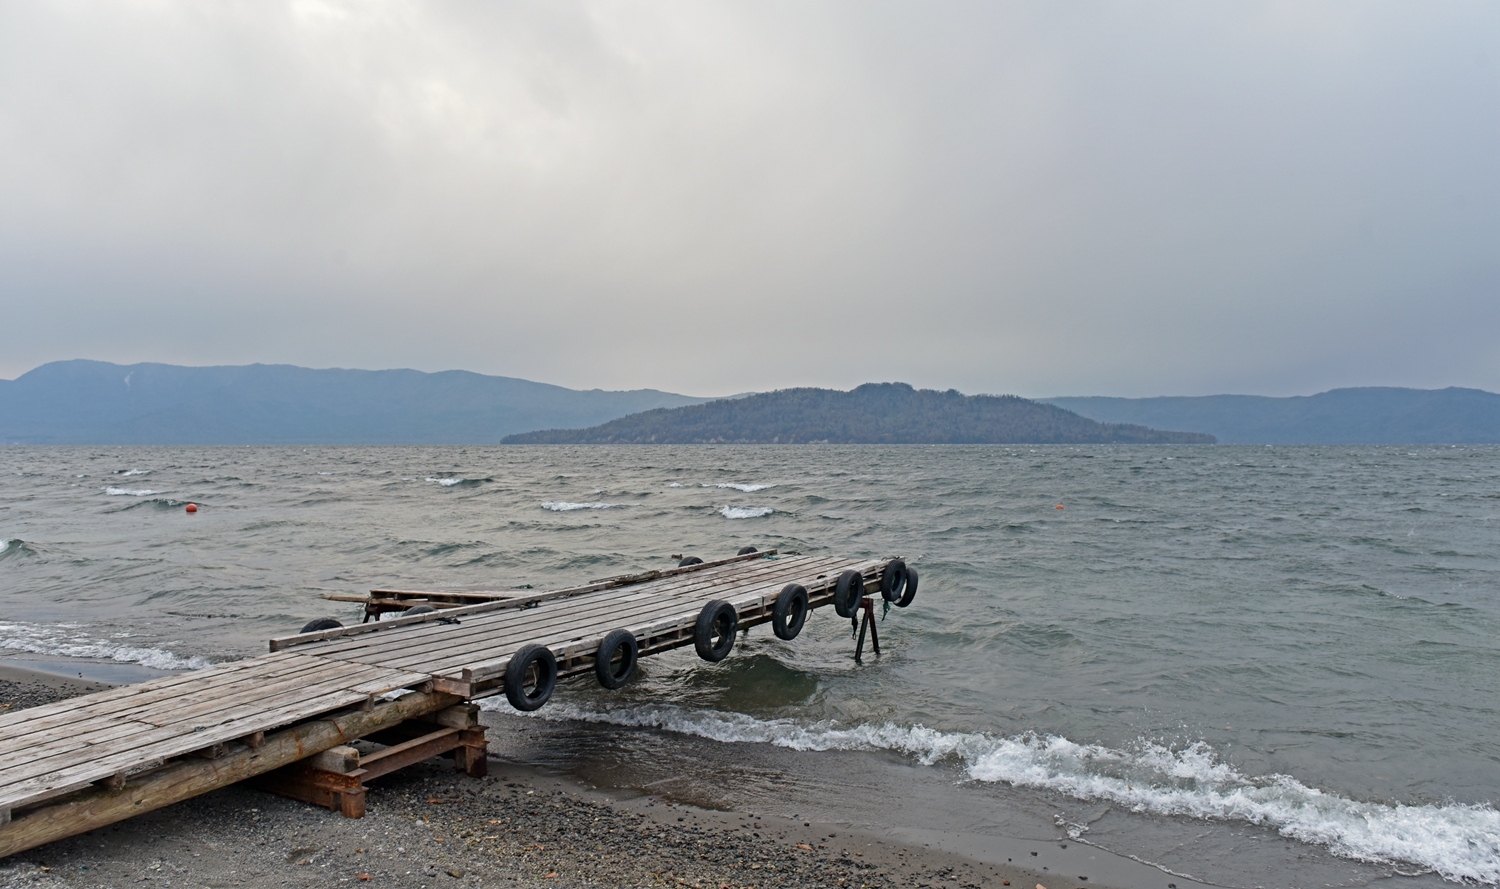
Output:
[
  {"xmin": 455, "ymin": 728, "xmax": 488, "ymax": 778},
  {"xmin": 0, "ymin": 689, "xmax": 460, "ymax": 859},
  {"xmin": 254, "ymin": 746, "xmax": 367, "ymax": 819}
]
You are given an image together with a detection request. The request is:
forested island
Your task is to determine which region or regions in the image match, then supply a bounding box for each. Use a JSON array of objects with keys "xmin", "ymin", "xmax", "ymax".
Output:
[{"xmin": 502, "ymin": 383, "xmax": 1216, "ymax": 444}]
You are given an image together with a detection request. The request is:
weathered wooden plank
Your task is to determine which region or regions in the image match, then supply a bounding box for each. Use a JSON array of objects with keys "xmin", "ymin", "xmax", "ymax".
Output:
[
  {"xmin": 422, "ymin": 560, "xmax": 881, "ymax": 693},
  {"xmin": 315, "ymin": 555, "xmax": 844, "ymax": 670},
  {"xmin": 356, "ymin": 727, "xmax": 461, "ymax": 781},
  {"xmin": 269, "ymin": 549, "xmax": 779, "ymax": 652},
  {"xmin": 0, "ymin": 653, "xmax": 308, "ymax": 742},
  {"xmin": 304, "ymin": 557, "xmax": 819, "ymax": 661},
  {"xmin": 0, "ymin": 662, "xmax": 429, "ymax": 800},
  {"xmin": 0, "ymin": 660, "xmax": 340, "ymax": 773},
  {"xmin": 0, "ymin": 658, "xmax": 421, "ymax": 778},
  {"xmin": 0, "ymin": 677, "xmax": 426, "ymax": 811},
  {"xmin": 0, "ymin": 689, "xmax": 458, "ymax": 859},
  {"xmin": 346, "ymin": 557, "xmax": 868, "ymax": 678},
  {"xmin": 455, "ymin": 561, "xmax": 881, "ymax": 693}
]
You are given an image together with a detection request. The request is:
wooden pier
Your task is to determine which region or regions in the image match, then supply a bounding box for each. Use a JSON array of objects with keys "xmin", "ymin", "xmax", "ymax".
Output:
[{"xmin": 0, "ymin": 550, "xmax": 913, "ymax": 858}]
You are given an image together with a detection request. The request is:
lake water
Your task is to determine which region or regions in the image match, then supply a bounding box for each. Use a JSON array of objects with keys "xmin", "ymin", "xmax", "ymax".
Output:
[{"xmin": 1, "ymin": 444, "xmax": 1496, "ymax": 885}]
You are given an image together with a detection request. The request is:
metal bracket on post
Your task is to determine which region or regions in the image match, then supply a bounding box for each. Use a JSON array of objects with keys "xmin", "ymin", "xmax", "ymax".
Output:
[{"xmin": 854, "ymin": 597, "xmax": 881, "ymax": 663}]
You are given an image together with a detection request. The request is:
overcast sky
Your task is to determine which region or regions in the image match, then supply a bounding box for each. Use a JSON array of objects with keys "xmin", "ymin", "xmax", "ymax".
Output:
[{"xmin": 1, "ymin": 1, "xmax": 1496, "ymax": 398}]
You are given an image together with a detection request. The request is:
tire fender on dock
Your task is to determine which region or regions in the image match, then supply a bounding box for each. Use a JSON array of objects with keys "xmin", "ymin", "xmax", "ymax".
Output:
[
  {"xmin": 594, "ymin": 629, "xmax": 639, "ymax": 689},
  {"xmin": 897, "ymin": 565, "xmax": 918, "ymax": 607},
  {"xmin": 833, "ymin": 570, "xmax": 865, "ymax": 618},
  {"xmin": 694, "ymin": 600, "xmax": 738, "ymax": 661},
  {"xmin": 504, "ymin": 643, "xmax": 559, "ymax": 711},
  {"xmin": 880, "ymin": 560, "xmax": 907, "ymax": 603},
  {"xmin": 772, "ymin": 583, "xmax": 809, "ymax": 640}
]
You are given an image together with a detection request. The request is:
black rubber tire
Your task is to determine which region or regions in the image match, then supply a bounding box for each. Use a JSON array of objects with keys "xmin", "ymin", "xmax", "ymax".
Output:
[
  {"xmin": 880, "ymin": 560, "xmax": 908, "ymax": 603},
  {"xmin": 299, "ymin": 618, "xmax": 343, "ymax": 634},
  {"xmin": 594, "ymin": 629, "xmax": 639, "ymax": 689},
  {"xmin": 678, "ymin": 556, "xmax": 704, "ymax": 567},
  {"xmin": 737, "ymin": 545, "xmax": 758, "ymax": 555},
  {"xmin": 897, "ymin": 564, "xmax": 918, "ymax": 607},
  {"xmin": 772, "ymin": 584, "xmax": 809, "ymax": 641},
  {"xmin": 833, "ymin": 570, "xmax": 865, "ymax": 618},
  {"xmin": 694, "ymin": 600, "xmax": 738, "ymax": 662},
  {"xmin": 403, "ymin": 604, "xmax": 438, "ymax": 616},
  {"xmin": 504, "ymin": 644, "xmax": 558, "ymax": 711}
]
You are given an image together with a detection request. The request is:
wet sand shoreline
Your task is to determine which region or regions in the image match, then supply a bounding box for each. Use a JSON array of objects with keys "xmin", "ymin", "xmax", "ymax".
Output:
[{"xmin": 0, "ymin": 663, "xmax": 1103, "ymax": 889}]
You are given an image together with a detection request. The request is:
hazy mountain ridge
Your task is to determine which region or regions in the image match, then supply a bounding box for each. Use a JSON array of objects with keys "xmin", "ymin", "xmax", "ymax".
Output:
[
  {"xmin": 0, "ymin": 360, "xmax": 714, "ymax": 444},
  {"xmin": 1045, "ymin": 387, "xmax": 1500, "ymax": 444},
  {"xmin": 502, "ymin": 382, "xmax": 1216, "ymax": 444}
]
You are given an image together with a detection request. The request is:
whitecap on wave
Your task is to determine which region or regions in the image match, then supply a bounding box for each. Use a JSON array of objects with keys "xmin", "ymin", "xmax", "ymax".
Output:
[
  {"xmin": 720, "ymin": 505, "xmax": 774, "ymax": 519},
  {"xmin": 704, "ymin": 483, "xmax": 776, "ymax": 492},
  {"xmin": 102, "ymin": 486, "xmax": 159, "ymax": 497},
  {"xmin": 425, "ymin": 477, "xmax": 465, "ymax": 487},
  {"xmin": 541, "ymin": 501, "xmax": 619, "ymax": 511},
  {"xmin": 0, "ymin": 620, "xmax": 218, "ymax": 672},
  {"xmin": 515, "ymin": 702, "xmax": 1500, "ymax": 885},
  {"xmin": 116, "ymin": 469, "xmax": 150, "ymax": 477}
]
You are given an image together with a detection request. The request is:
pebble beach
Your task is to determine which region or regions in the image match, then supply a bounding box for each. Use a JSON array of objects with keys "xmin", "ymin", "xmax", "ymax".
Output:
[{"xmin": 0, "ymin": 667, "xmax": 1079, "ymax": 889}]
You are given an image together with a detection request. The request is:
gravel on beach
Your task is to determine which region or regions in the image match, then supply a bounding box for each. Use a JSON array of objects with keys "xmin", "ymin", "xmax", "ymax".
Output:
[{"xmin": 0, "ymin": 673, "xmax": 1060, "ymax": 889}]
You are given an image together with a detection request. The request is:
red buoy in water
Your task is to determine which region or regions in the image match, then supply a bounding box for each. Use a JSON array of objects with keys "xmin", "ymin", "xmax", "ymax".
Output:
[
  {"xmin": 1055, "ymin": 504, "xmax": 1064, "ymax": 510},
  {"xmin": 185, "ymin": 503, "xmax": 198, "ymax": 513}
]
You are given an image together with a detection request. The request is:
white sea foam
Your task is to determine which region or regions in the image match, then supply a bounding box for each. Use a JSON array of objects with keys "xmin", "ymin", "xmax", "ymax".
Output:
[
  {"xmin": 426, "ymin": 477, "xmax": 465, "ymax": 486},
  {"xmin": 517, "ymin": 703, "xmax": 1500, "ymax": 884},
  {"xmin": 720, "ymin": 505, "xmax": 774, "ymax": 519},
  {"xmin": 118, "ymin": 469, "xmax": 150, "ymax": 477},
  {"xmin": 102, "ymin": 487, "xmax": 159, "ymax": 497},
  {"xmin": 541, "ymin": 501, "xmax": 619, "ymax": 511},
  {"xmin": 0, "ymin": 540, "xmax": 11, "ymax": 554},
  {"xmin": 703, "ymin": 483, "xmax": 776, "ymax": 492},
  {"xmin": 669, "ymin": 482, "xmax": 686, "ymax": 488},
  {"xmin": 0, "ymin": 620, "xmax": 217, "ymax": 672}
]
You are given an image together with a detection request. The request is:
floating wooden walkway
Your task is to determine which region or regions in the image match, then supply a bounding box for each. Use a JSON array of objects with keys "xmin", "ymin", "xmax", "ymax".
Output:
[{"xmin": 0, "ymin": 551, "xmax": 904, "ymax": 858}]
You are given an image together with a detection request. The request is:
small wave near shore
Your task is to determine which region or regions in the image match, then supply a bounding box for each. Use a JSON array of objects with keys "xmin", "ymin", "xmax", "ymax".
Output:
[{"xmin": 525, "ymin": 702, "xmax": 1500, "ymax": 885}]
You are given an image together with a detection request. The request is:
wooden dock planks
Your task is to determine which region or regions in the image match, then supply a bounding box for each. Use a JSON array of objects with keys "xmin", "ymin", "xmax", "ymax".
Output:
[
  {"xmin": 292, "ymin": 552, "xmax": 883, "ymax": 695},
  {"xmin": 0, "ymin": 654, "xmax": 431, "ymax": 817},
  {"xmin": 0, "ymin": 550, "xmax": 900, "ymax": 857}
]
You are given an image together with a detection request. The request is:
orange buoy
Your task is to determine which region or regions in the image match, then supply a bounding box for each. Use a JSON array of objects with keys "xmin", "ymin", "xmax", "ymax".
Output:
[
  {"xmin": 185, "ymin": 503, "xmax": 198, "ymax": 513},
  {"xmin": 1055, "ymin": 504, "xmax": 1064, "ymax": 510}
]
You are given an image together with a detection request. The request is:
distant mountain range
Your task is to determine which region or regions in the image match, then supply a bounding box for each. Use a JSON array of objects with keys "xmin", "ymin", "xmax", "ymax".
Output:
[
  {"xmin": 5, "ymin": 362, "xmax": 1496, "ymax": 445},
  {"xmin": 503, "ymin": 383, "xmax": 1216, "ymax": 444},
  {"xmin": 0, "ymin": 360, "xmax": 714, "ymax": 444},
  {"xmin": 1045, "ymin": 387, "xmax": 1500, "ymax": 444}
]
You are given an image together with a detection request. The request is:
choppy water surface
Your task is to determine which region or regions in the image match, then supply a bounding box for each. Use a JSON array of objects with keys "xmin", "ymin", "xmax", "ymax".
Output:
[{"xmin": 1, "ymin": 445, "xmax": 1497, "ymax": 885}]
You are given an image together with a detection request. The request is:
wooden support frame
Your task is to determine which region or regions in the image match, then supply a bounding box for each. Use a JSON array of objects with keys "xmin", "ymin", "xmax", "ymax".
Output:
[{"xmin": 255, "ymin": 706, "xmax": 487, "ymax": 819}]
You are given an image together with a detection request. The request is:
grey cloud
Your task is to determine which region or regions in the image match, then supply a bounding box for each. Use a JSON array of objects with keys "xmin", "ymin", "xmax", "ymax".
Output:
[{"xmin": 1, "ymin": 1, "xmax": 1496, "ymax": 397}]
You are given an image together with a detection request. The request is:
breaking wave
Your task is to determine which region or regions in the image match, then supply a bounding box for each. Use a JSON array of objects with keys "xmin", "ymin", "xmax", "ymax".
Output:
[
  {"xmin": 102, "ymin": 486, "xmax": 159, "ymax": 497},
  {"xmin": 0, "ymin": 620, "xmax": 218, "ymax": 672},
  {"xmin": 0, "ymin": 539, "xmax": 38, "ymax": 561},
  {"xmin": 542, "ymin": 501, "xmax": 619, "ymax": 511},
  {"xmin": 720, "ymin": 506, "xmax": 774, "ymax": 519},
  {"xmin": 520, "ymin": 703, "xmax": 1500, "ymax": 884},
  {"xmin": 704, "ymin": 483, "xmax": 776, "ymax": 492},
  {"xmin": 116, "ymin": 469, "xmax": 150, "ymax": 477}
]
